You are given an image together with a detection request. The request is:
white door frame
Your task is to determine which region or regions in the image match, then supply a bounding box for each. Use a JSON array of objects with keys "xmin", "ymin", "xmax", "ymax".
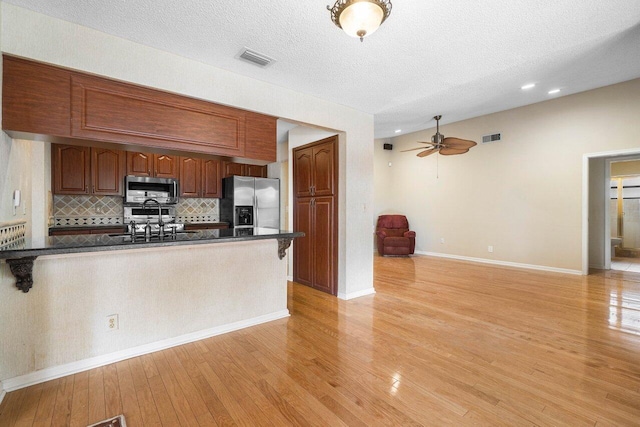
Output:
[{"xmin": 583, "ymin": 148, "xmax": 640, "ymax": 275}]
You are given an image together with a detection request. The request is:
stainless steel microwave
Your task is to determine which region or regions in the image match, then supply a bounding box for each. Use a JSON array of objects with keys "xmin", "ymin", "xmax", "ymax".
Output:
[{"xmin": 124, "ymin": 175, "xmax": 179, "ymax": 205}]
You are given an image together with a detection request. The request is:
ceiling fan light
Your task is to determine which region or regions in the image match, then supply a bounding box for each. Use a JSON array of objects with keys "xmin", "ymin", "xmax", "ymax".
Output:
[{"xmin": 328, "ymin": 0, "xmax": 392, "ymax": 41}]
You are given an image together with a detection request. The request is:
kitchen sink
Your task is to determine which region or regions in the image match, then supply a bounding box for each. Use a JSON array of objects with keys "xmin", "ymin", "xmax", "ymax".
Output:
[{"xmin": 108, "ymin": 230, "xmax": 200, "ymax": 238}]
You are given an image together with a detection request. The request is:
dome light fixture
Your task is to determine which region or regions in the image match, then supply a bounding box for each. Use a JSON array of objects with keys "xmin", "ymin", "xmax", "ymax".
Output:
[{"xmin": 327, "ymin": 0, "xmax": 392, "ymax": 42}]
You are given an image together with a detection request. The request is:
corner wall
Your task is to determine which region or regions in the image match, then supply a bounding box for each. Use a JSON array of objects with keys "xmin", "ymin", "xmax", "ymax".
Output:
[{"xmin": 379, "ymin": 78, "xmax": 640, "ymax": 272}]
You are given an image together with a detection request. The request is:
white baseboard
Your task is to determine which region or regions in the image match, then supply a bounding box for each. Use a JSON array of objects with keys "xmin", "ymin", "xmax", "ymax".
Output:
[
  {"xmin": 415, "ymin": 251, "xmax": 583, "ymax": 275},
  {"xmin": 338, "ymin": 287, "xmax": 376, "ymax": 300},
  {"xmin": 0, "ymin": 386, "xmax": 5, "ymax": 406},
  {"xmin": 287, "ymin": 275, "xmax": 293, "ymax": 281},
  {"xmin": 1, "ymin": 309, "xmax": 290, "ymax": 392}
]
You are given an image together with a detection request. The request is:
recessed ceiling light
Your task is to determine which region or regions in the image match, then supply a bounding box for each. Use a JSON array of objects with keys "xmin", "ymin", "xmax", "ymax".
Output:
[
  {"xmin": 521, "ymin": 83, "xmax": 535, "ymax": 90},
  {"xmin": 548, "ymin": 89, "xmax": 561, "ymax": 94},
  {"xmin": 395, "ymin": 129, "xmax": 401, "ymax": 133}
]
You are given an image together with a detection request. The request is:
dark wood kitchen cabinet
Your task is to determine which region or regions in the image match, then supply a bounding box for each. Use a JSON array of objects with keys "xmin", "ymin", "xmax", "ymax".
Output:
[
  {"xmin": 91, "ymin": 147, "xmax": 126, "ymax": 195},
  {"xmin": 222, "ymin": 162, "xmax": 245, "ymax": 178},
  {"xmin": 70, "ymin": 74, "xmax": 246, "ymax": 157},
  {"xmin": 179, "ymin": 156, "xmax": 201, "ymax": 197},
  {"xmin": 126, "ymin": 152, "xmax": 178, "ymax": 179},
  {"xmin": 3, "ymin": 56, "xmax": 277, "ymax": 161},
  {"xmin": 2, "ymin": 56, "xmax": 71, "ymax": 137},
  {"xmin": 222, "ymin": 162, "xmax": 267, "ymax": 178},
  {"xmin": 294, "ymin": 139, "xmax": 335, "ymax": 198},
  {"xmin": 293, "ymin": 136, "xmax": 338, "ymax": 296},
  {"xmin": 246, "ymin": 164, "xmax": 268, "ymax": 178},
  {"xmin": 180, "ymin": 156, "xmax": 222, "ymax": 198},
  {"xmin": 202, "ymin": 158, "xmax": 222, "ymax": 198},
  {"xmin": 53, "ymin": 144, "xmax": 125, "ymax": 196},
  {"xmin": 245, "ymin": 111, "xmax": 277, "ymax": 162},
  {"xmin": 52, "ymin": 145, "xmax": 91, "ymax": 195}
]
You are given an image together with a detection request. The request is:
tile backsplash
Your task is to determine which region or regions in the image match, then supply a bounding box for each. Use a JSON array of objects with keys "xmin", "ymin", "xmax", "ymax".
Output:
[
  {"xmin": 53, "ymin": 195, "xmax": 220, "ymax": 227},
  {"xmin": 175, "ymin": 198, "xmax": 219, "ymax": 223}
]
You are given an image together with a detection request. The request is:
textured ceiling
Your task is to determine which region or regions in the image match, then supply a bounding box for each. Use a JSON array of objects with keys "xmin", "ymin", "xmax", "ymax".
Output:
[{"xmin": 5, "ymin": 0, "xmax": 640, "ymax": 138}]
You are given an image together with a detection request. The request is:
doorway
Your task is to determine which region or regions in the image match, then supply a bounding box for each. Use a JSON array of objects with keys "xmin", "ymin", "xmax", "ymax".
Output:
[{"xmin": 609, "ymin": 160, "xmax": 640, "ymax": 272}]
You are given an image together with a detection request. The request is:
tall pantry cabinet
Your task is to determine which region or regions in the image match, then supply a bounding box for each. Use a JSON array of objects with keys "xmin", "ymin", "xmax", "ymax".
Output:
[{"xmin": 293, "ymin": 136, "xmax": 338, "ymax": 295}]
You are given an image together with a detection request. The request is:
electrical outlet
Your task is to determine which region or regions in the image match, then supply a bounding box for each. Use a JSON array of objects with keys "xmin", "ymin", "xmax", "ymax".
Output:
[
  {"xmin": 106, "ymin": 314, "xmax": 118, "ymax": 331},
  {"xmin": 488, "ymin": 246, "xmax": 494, "ymax": 253},
  {"xmin": 440, "ymin": 238, "xmax": 445, "ymax": 244}
]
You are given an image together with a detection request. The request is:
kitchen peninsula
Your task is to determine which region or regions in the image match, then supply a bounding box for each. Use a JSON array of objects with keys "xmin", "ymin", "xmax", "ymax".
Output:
[
  {"xmin": 0, "ymin": 54, "xmax": 304, "ymax": 391},
  {"xmin": 0, "ymin": 228, "xmax": 302, "ymax": 292},
  {"xmin": 0, "ymin": 228, "xmax": 302, "ymax": 391}
]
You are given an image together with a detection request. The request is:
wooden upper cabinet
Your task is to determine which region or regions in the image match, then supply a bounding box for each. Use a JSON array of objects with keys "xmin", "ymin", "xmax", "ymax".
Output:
[
  {"xmin": 312, "ymin": 141, "xmax": 336, "ymax": 196},
  {"xmin": 91, "ymin": 148, "xmax": 125, "ymax": 196},
  {"xmin": 2, "ymin": 56, "xmax": 71, "ymax": 137},
  {"xmin": 3, "ymin": 56, "xmax": 277, "ymax": 160},
  {"xmin": 70, "ymin": 74, "xmax": 246, "ymax": 156},
  {"xmin": 222, "ymin": 162, "xmax": 246, "ymax": 178},
  {"xmin": 53, "ymin": 145, "xmax": 91, "ymax": 195},
  {"xmin": 245, "ymin": 164, "xmax": 267, "ymax": 178},
  {"xmin": 126, "ymin": 152, "xmax": 152, "ymax": 177},
  {"xmin": 126, "ymin": 152, "xmax": 178, "ymax": 179},
  {"xmin": 202, "ymin": 158, "xmax": 221, "ymax": 198},
  {"xmin": 245, "ymin": 112, "xmax": 277, "ymax": 162},
  {"xmin": 293, "ymin": 137, "xmax": 336, "ymax": 198},
  {"xmin": 293, "ymin": 148, "xmax": 313, "ymax": 198},
  {"xmin": 154, "ymin": 154, "xmax": 178, "ymax": 179},
  {"xmin": 53, "ymin": 144, "xmax": 125, "ymax": 196},
  {"xmin": 179, "ymin": 156, "xmax": 202, "ymax": 198}
]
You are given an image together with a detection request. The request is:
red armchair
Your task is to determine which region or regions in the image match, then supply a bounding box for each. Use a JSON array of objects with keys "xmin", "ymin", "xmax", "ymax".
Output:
[{"xmin": 376, "ymin": 215, "xmax": 416, "ymax": 256}]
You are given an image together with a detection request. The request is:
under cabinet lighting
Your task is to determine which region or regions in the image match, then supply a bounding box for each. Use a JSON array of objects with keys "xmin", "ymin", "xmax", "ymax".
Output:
[
  {"xmin": 548, "ymin": 89, "xmax": 561, "ymax": 94},
  {"xmin": 395, "ymin": 129, "xmax": 401, "ymax": 133},
  {"xmin": 521, "ymin": 83, "xmax": 536, "ymax": 90}
]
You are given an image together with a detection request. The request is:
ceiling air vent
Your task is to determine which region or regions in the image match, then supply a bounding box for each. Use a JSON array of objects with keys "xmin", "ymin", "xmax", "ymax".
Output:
[
  {"xmin": 482, "ymin": 133, "xmax": 502, "ymax": 144},
  {"xmin": 237, "ymin": 48, "xmax": 275, "ymax": 68}
]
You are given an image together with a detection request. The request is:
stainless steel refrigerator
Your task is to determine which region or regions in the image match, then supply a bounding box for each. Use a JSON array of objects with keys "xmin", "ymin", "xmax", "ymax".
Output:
[{"xmin": 221, "ymin": 176, "xmax": 280, "ymax": 229}]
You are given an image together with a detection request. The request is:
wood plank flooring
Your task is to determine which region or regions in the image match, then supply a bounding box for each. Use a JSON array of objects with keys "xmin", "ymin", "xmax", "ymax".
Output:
[{"xmin": 1, "ymin": 255, "xmax": 640, "ymax": 426}]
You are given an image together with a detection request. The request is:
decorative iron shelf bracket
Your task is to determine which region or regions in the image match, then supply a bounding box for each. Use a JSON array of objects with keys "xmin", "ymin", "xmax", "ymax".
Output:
[
  {"xmin": 277, "ymin": 238, "xmax": 293, "ymax": 260},
  {"xmin": 7, "ymin": 256, "xmax": 37, "ymax": 293}
]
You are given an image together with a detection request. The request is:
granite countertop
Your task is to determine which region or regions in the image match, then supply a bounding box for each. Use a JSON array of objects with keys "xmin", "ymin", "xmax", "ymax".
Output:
[
  {"xmin": 48, "ymin": 222, "xmax": 229, "ymax": 232},
  {"xmin": 0, "ymin": 228, "xmax": 303, "ymax": 259}
]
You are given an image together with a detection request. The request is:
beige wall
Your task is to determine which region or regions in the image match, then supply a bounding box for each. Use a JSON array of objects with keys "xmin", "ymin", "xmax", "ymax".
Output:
[{"xmin": 377, "ymin": 78, "xmax": 640, "ymax": 272}]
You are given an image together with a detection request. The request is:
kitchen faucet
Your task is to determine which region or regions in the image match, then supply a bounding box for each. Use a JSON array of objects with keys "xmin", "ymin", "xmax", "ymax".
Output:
[{"xmin": 142, "ymin": 198, "xmax": 164, "ymax": 237}]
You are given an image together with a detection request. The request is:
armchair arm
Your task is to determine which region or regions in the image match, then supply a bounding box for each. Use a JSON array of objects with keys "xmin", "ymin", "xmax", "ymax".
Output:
[
  {"xmin": 404, "ymin": 231, "xmax": 416, "ymax": 238},
  {"xmin": 376, "ymin": 230, "xmax": 388, "ymax": 239}
]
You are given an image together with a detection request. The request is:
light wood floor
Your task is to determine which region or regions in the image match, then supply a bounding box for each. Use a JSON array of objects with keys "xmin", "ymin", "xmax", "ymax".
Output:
[{"xmin": 1, "ymin": 255, "xmax": 640, "ymax": 426}]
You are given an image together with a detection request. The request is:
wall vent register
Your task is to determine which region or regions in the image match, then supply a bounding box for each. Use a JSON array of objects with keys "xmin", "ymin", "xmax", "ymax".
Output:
[{"xmin": 482, "ymin": 133, "xmax": 502, "ymax": 143}]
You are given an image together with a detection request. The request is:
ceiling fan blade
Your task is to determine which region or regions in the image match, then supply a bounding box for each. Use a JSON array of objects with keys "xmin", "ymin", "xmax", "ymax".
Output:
[
  {"xmin": 439, "ymin": 147, "xmax": 470, "ymax": 155},
  {"xmin": 416, "ymin": 141, "xmax": 435, "ymax": 145},
  {"xmin": 417, "ymin": 148, "xmax": 439, "ymax": 158},
  {"xmin": 442, "ymin": 137, "xmax": 477, "ymax": 150},
  {"xmin": 401, "ymin": 147, "xmax": 429, "ymax": 152}
]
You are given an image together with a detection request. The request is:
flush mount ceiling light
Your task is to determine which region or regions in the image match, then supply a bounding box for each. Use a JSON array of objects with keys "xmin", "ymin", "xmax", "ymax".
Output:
[{"xmin": 327, "ymin": 0, "xmax": 392, "ymax": 42}]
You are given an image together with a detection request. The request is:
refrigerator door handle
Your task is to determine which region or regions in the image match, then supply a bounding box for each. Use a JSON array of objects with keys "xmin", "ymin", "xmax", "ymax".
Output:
[{"xmin": 254, "ymin": 196, "xmax": 258, "ymax": 228}]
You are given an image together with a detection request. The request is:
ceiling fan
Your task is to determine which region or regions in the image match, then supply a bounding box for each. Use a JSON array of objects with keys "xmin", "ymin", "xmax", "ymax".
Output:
[{"xmin": 402, "ymin": 115, "xmax": 477, "ymax": 157}]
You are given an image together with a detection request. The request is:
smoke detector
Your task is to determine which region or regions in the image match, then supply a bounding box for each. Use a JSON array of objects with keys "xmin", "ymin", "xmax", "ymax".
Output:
[{"xmin": 236, "ymin": 47, "xmax": 276, "ymax": 68}]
